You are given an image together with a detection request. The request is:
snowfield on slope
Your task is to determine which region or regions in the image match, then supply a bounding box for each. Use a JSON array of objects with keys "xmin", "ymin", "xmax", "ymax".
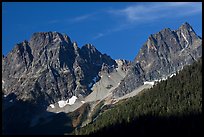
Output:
[{"xmin": 57, "ymin": 96, "xmax": 78, "ymax": 108}]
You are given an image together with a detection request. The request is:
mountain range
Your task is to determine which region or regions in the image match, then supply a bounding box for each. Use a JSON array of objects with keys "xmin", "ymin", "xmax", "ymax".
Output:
[{"xmin": 2, "ymin": 22, "xmax": 202, "ymax": 134}]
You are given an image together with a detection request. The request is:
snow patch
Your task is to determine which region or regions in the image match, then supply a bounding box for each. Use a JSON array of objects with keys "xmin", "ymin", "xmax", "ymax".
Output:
[
  {"xmin": 58, "ymin": 100, "xmax": 68, "ymax": 108},
  {"xmin": 154, "ymin": 76, "xmax": 168, "ymax": 83},
  {"xmin": 81, "ymin": 101, "xmax": 85, "ymax": 104},
  {"xmin": 161, "ymin": 77, "xmax": 168, "ymax": 81},
  {"xmin": 2, "ymin": 80, "xmax": 5, "ymax": 84},
  {"xmin": 144, "ymin": 73, "xmax": 176, "ymax": 87},
  {"xmin": 169, "ymin": 73, "xmax": 176, "ymax": 78},
  {"xmin": 57, "ymin": 96, "xmax": 78, "ymax": 107},
  {"xmin": 181, "ymin": 32, "xmax": 189, "ymax": 48},
  {"xmin": 68, "ymin": 96, "xmax": 77, "ymax": 105},
  {"xmin": 49, "ymin": 104, "xmax": 55, "ymax": 108},
  {"xmin": 144, "ymin": 81, "xmax": 155, "ymax": 85},
  {"xmin": 9, "ymin": 99, "xmax": 13, "ymax": 103},
  {"xmin": 108, "ymin": 75, "xmax": 111, "ymax": 78}
]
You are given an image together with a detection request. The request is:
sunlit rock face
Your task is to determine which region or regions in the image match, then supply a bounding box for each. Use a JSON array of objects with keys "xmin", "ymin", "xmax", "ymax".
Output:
[{"xmin": 113, "ymin": 22, "xmax": 202, "ymax": 97}]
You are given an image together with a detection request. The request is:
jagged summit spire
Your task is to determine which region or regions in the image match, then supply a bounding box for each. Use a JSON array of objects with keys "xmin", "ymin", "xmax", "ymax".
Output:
[
  {"xmin": 81, "ymin": 43, "xmax": 98, "ymax": 53},
  {"xmin": 179, "ymin": 22, "xmax": 194, "ymax": 32},
  {"xmin": 84, "ymin": 43, "xmax": 95, "ymax": 49},
  {"xmin": 181, "ymin": 22, "xmax": 191, "ymax": 27},
  {"xmin": 28, "ymin": 31, "xmax": 72, "ymax": 49},
  {"xmin": 31, "ymin": 31, "xmax": 71, "ymax": 42}
]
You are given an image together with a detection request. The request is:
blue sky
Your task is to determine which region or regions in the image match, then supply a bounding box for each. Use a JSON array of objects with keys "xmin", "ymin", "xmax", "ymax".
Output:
[{"xmin": 2, "ymin": 2, "xmax": 202, "ymax": 61}]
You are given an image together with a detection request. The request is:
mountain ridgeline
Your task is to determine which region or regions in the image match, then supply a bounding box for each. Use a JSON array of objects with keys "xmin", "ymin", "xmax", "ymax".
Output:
[
  {"xmin": 2, "ymin": 22, "xmax": 202, "ymax": 135},
  {"xmin": 113, "ymin": 22, "xmax": 202, "ymax": 97}
]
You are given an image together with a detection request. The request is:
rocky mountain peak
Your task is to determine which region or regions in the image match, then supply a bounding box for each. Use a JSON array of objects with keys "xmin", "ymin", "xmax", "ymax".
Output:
[
  {"xmin": 29, "ymin": 31, "xmax": 72, "ymax": 49},
  {"xmin": 176, "ymin": 22, "xmax": 201, "ymax": 49},
  {"xmin": 177, "ymin": 22, "xmax": 197, "ymax": 38},
  {"xmin": 113, "ymin": 22, "xmax": 202, "ymax": 97},
  {"xmin": 2, "ymin": 31, "xmax": 118, "ymax": 107},
  {"xmin": 179, "ymin": 22, "xmax": 194, "ymax": 32},
  {"xmin": 2, "ymin": 23, "xmax": 202, "ymax": 134},
  {"xmin": 82, "ymin": 44, "xmax": 97, "ymax": 53},
  {"xmin": 160, "ymin": 28, "xmax": 171, "ymax": 34},
  {"xmin": 22, "ymin": 40, "xmax": 29, "ymax": 45}
]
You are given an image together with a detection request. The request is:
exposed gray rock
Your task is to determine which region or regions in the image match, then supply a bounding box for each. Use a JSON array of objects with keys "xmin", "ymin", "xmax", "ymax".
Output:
[
  {"xmin": 2, "ymin": 32, "xmax": 117, "ymax": 107},
  {"xmin": 2, "ymin": 22, "xmax": 202, "ymax": 134},
  {"xmin": 113, "ymin": 22, "xmax": 202, "ymax": 97}
]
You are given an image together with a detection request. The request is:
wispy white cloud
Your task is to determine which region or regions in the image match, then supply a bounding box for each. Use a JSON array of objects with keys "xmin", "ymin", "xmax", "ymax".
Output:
[
  {"xmin": 109, "ymin": 2, "xmax": 202, "ymax": 23},
  {"xmin": 41, "ymin": 2, "xmax": 201, "ymax": 41},
  {"xmin": 93, "ymin": 33, "xmax": 105, "ymax": 39},
  {"xmin": 46, "ymin": 13, "xmax": 95, "ymax": 25},
  {"xmin": 70, "ymin": 14, "xmax": 96, "ymax": 23},
  {"xmin": 92, "ymin": 23, "xmax": 132, "ymax": 40},
  {"xmin": 93, "ymin": 2, "xmax": 201, "ymax": 40}
]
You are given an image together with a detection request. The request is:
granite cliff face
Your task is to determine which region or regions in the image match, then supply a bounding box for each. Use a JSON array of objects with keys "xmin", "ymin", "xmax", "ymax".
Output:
[
  {"xmin": 2, "ymin": 32, "xmax": 117, "ymax": 107},
  {"xmin": 113, "ymin": 22, "xmax": 202, "ymax": 97}
]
